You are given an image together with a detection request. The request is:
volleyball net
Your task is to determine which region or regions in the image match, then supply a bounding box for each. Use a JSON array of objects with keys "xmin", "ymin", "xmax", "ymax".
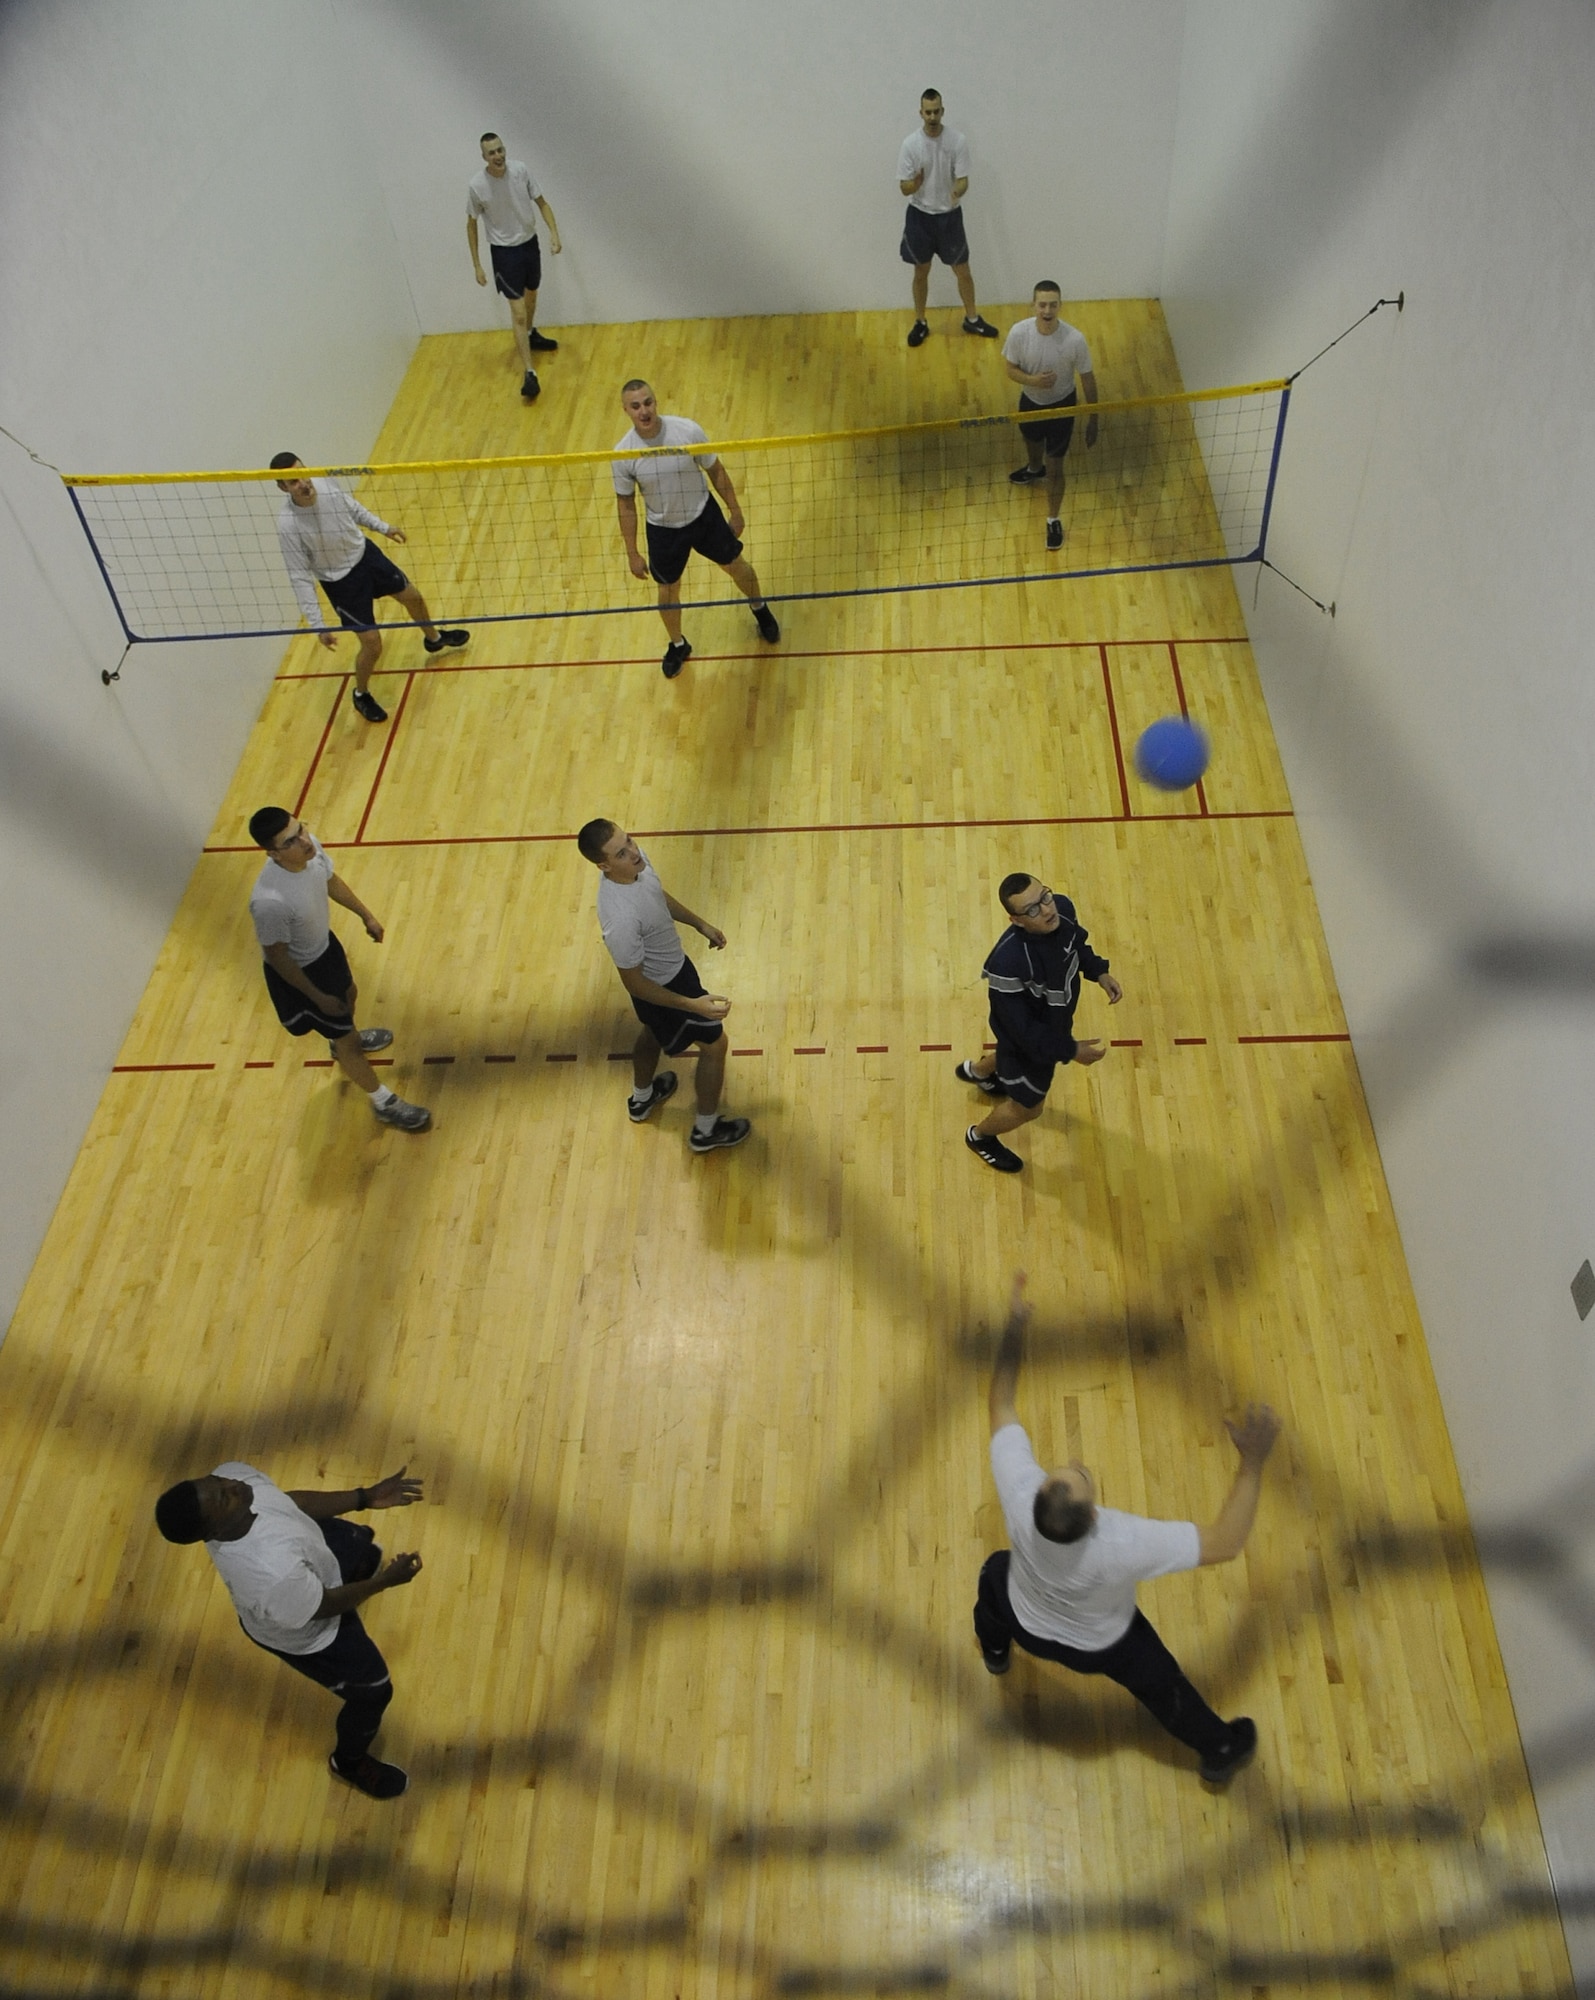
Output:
[{"xmin": 62, "ymin": 380, "xmax": 1290, "ymax": 644}]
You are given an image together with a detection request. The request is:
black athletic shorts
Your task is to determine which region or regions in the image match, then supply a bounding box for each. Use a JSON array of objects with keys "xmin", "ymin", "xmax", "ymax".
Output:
[
  {"xmin": 990, "ymin": 1039, "xmax": 1061, "ymax": 1110},
  {"xmin": 630, "ymin": 955, "xmax": 725, "ymax": 1057},
  {"xmin": 490, "ymin": 235, "xmax": 542, "ymax": 300},
  {"xmin": 321, "ymin": 540, "xmax": 410, "ymax": 631},
  {"xmin": 263, "ymin": 934, "xmax": 356, "ymax": 1042},
  {"xmin": 645, "ymin": 496, "xmax": 744, "ymax": 587},
  {"xmin": 900, "ymin": 204, "xmax": 969, "ymax": 268},
  {"xmin": 1018, "ymin": 390, "xmax": 1078, "ymax": 457}
]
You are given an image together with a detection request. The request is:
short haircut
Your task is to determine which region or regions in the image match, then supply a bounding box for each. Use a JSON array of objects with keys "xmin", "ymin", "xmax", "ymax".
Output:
[
  {"xmin": 154, "ymin": 1480, "xmax": 207, "ymax": 1544},
  {"xmin": 619, "ymin": 378, "xmax": 651, "ymax": 399},
  {"xmin": 1033, "ymin": 280, "xmax": 1062, "ymax": 297},
  {"xmin": 480, "ymin": 131, "xmax": 501, "ymax": 145},
  {"xmin": 249, "ymin": 805, "xmax": 292, "ymax": 851},
  {"xmin": 921, "ymin": 87, "xmax": 941, "ymax": 101},
  {"xmin": 268, "ymin": 451, "xmax": 300, "ymax": 471},
  {"xmin": 576, "ymin": 817, "xmax": 618, "ymax": 863},
  {"xmin": 998, "ymin": 872, "xmax": 1035, "ymax": 912},
  {"xmin": 1034, "ymin": 1482, "xmax": 1094, "ymax": 1544}
]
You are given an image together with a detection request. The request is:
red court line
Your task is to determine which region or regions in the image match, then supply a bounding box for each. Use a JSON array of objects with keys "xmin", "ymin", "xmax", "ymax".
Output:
[
  {"xmin": 1110, "ymin": 1039, "xmax": 1144, "ymax": 1047},
  {"xmin": 304, "ymin": 1059, "xmax": 334, "ymax": 1068},
  {"xmin": 857, "ymin": 1045, "xmax": 889, "ymax": 1054},
  {"xmin": 1173, "ymin": 1037, "xmax": 1208, "ymax": 1046},
  {"xmin": 244, "ymin": 1060, "xmax": 275, "ymax": 1069},
  {"xmin": 354, "ymin": 671, "xmax": 416, "ymax": 844},
  {"xmin": 272, "ymin": 635, "xmax": 1255, "ymax": 684},
  {"xmin": 1237, "ymin": 1032, "xmax": 1352, "ymax": 1044},
  {"xmin": 1167, "ymin": 641, "xmax": 1210, "ymax": 818},
  {"xmin": 545, "ymin": 1053, "xmax": 577, "ymax": 1063},
  {"xmin": 920, "ymin": 1043, "xmax": 952, "ymax": 1052},
  {"xmin": 201, "ymin": 808, "xmax": 1292, "ymax": 856},
  {"xmin": 112, "ymin": 1062, "xmax": 215, "ymax": 1073},
  {"xmin": 294, "ymin": 675, "xmax": 349, "ymax": 818},
  {"xmin": 795, "ymin": 1047, "xmax": 825, "ymax": 1055},
  {"xmin": 1099, "ymin": 644, "xmax": 1131, "ymax": 819}
]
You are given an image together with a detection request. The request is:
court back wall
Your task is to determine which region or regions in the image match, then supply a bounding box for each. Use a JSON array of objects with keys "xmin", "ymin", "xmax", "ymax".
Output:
[{"xmin": 1162, "ymin": 1, "xmax": 1595, "ymax": 1979}]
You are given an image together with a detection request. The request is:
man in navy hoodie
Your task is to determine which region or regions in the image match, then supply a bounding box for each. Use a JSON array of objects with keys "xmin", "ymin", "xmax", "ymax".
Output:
[{"xmin": 956, "ymin": 871, "xmax": 1123, "ymax": 1172}]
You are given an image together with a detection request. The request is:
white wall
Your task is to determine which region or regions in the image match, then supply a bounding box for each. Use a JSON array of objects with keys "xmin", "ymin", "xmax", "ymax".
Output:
[
  {"xmin": 0, "ymin": 0, "xmax": 418, "ymax": 1328},
  {"xmin": 337, "ymin": 0, "xmax": 1184, "ymax": 329},
  {"xmin": 1163, "ymin": 0, "xmax": 1595, "ymax": 1974}
]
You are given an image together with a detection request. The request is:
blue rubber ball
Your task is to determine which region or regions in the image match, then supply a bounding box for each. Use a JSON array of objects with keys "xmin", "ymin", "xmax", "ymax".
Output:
[{"xmin": 1134, "ymin": 716, "xmax": 1209, "ymax": 791}]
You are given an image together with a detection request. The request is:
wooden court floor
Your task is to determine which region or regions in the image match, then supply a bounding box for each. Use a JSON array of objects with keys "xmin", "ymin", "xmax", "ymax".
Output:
[{"xmin": 0, "ymin": 305, "xmax": 1571, "ymax": 1997}]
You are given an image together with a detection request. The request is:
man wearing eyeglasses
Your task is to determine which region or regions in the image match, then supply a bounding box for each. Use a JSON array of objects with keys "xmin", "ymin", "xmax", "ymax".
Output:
[
  {"xmin": 247, "ymin": 806, "xmax": 432, "ymax": 1132},
  {"xmin": 957, "ymin": 871, "xmax": 1122, "ymax": 1172}
]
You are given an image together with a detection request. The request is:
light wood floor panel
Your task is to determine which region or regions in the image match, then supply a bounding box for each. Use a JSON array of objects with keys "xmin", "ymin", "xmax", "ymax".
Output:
[{"xmin": 0, "ymin": 304, "xmax": 1568, "ymax": 1997}]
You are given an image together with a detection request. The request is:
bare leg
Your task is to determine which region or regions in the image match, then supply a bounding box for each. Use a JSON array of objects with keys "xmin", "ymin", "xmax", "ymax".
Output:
[
  {"xmin": 656, "ymin": 579, "xmax": 684, "ymax": 644},
  {"xmin": 330, "ymin": 1027, "xmax": 380, "ymax": 1092},
  {"xmin": 523, "ymin": 285, "xmax": 541, "ymax": 341},
  {"xmin": 632, "ymin": 1025, "xmax": 662, "ymax": 1093},
  {"xmin": 508, "ymin": 294, "xmax": 532, "ymax": 373},
  {"xmin": 721, "ymin": 555, "xmax": 767, "ymax": 605},
  {"xmin": 976, "ymin": 1097, "xmax": 1044, "ymax": 1139},
  {"xmin": 969, "ymin": 1050, "xmax": 998, "ymax": 1080},
  {"xmin": 1046, "ymin": 453, "xmax": 1067, "ymax": 518},
  {"xmin": 953, "ymin": 262, "xmax": 979, "ymax": 316},
  {"xmin": 694, "ymin": 1036, "xmax": 727, "ymax": 1115},
  {"xmin": 351, "ymin": 629, "xmax": 382, "ymax": 694},
  {"xmin": 392, "ymin": 582, "xmax": 441, "ymax": 644},
  {"xmin": 1021, "ymin": 435, "xmax": 1046, "ymax": 475},
  {"xmin": 912, "ymin": 262, "xmax": 931, "ymax": 317}
]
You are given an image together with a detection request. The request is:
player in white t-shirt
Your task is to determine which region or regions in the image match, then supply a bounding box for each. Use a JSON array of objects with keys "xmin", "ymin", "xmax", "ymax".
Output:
[
  {"xmin": 467, "ymin": 132, "xmax": 564, "ymax": 401},
  {"xmin": 897, "ymin": 89, "xmax": 998, "ymax": 348},
  {"xmin": 1001, "ymin": 282, "xmax": 1100, "ymax": 551},
  {"xmin": 576, "ymin": 818, "xmax": 751, "ymax": 1153},
  {"xmin": 612, "ymin": 379, "xmax": 782, "ymax": 679},
  {"xmin": 246, "ymin": 805, "xmax": 432, "ymax": 1132},
  {"xmin": 154, "ymin": 1459, "xmax": 426, "ymax": 1800},
  {"xmin": 975, "ymin": 1274, "xmax": 1281, "ymax": 1784}
]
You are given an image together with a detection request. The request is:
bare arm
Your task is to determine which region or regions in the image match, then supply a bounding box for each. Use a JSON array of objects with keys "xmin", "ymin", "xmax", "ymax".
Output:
[
  {"xmin": 288, "ymin": 1467, "xmax": 424, "ymax": 1520},
  {"xmin": 1197, "ymin": 1405, "xmax": 1282, "ymax": 1564},
  {"xmin": 1080, "ymin": 368, "xmax": 1100, "ymax": 447},
  {"xmin": 616, "ymin": 492, "xmax": 649, "ymax": 579},
  {"xmin": 1005, "ymin": 358, "xmax": 1058, "ymax": 393},
  {"xmin": 315, "ymin": 1550, "xmax": 423, "ymax": 1619},
  {"xmin": 900, "ymin": 172, "xmax": 923, "ymax": 196},
  {"xmin": 468, "ymin": 214, "xmax": 486, "ymax": 284},
  {"xmin": 617, "ymin": 963, "xmax": 729, "ymax": 1018},
  {"xmin": 988, "ymin": 1274, "xmax": 1030, "ymax": 1434},
  {"xmin": 535, "ymin": 194, "xmax": 561, "ymax": 253},
  {"xmin": 663, "ymin": 889, "xmax": 725, "ymax": 949},
  {"xmin": 951, "ymin": 173, "xmax": 969, "ymax": 203},
  {"xmin": 706, "ymin": 458, "xmax": 744, "ymax": 537},
  {"xmin": 328, "ymin": 872, "xmax": 383, "ymax": 942}
]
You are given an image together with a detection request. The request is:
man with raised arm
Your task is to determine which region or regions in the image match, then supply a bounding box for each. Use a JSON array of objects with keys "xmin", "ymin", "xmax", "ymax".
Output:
[
  {"xmin": 1002, "ymin": 281, "xmax": 1100, "ymax": 550},
  {"xmin": 956, "ymin": 869, "xmax": 1122, "ymax": 1174},
  {"xmin": 611, "ymin": 379, "xmax": 781, "ymax": 679},
  {"xmin": 467, "ymin": 131, "xmax": 564, "ymax": 401},
  {"xmin": 975, "ymin": 1274, "xmax": 1280, "ymax": 1785},
  {"xmin": 897, "ymin": 89, "xmax": 998, "ymax": 349},
  {"xmin": 154, "ymin": 1462, "xmax": 426, "ymax": 1800},
  {"xmin": 577, "ymin": 818, "xmax": 751, "ymax": 1153}
]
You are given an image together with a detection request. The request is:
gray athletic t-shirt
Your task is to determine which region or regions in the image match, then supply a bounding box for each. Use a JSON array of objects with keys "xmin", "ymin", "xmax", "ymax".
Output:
[
  {"xmin": 250, "ymin": 837, "xmax": 335, "ymax": 967},
  {"xmin": 596, "ymin": 855, "xmax": 685, "ymax": 983}
]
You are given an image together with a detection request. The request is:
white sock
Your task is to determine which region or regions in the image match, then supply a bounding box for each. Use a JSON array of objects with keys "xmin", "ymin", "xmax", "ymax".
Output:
[
  {"xmin": 694, "ymin": 1111, "xmax": 718, "ymax": 1136},
  {"xmin": 630, "ymin": 1083, "xmax": 652, "ymax": 1105},
  {"xmin": 1047, "ymin": 516, "xmax": 1061, "ymax": 527},
  {"xmin": 369, "ymin": 1085, "xmax": 396, "ymax": 1108}
]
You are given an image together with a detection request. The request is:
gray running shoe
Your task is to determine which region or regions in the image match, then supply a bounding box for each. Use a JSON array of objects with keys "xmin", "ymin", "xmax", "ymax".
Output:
[
  {"xmin": 374, "ymin": 1095, "xmax": 432, "ymax": 1133},
  {"xmin": 689, "ymin": 1116, "xmax": 751, "ymax": 1153},
  {"xmin": 357, "ymin": 1027, "xmax": 394, "ymax": 1054}
]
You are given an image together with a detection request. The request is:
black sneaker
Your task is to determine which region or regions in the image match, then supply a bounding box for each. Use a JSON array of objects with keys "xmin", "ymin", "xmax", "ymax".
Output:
[
  {"xmin": 423, "ymin": 628, "xmax": 471, "ymax": 653},
  {"xmin": 662, "ymin": 638, "xmax": 692, "ymax": 679},
  {"xmin": 981, "ymin": 1643, "xmax": 1012, "ymax": 1676},
  {"xmin": 1046, "ymin": 519, "xmax": 1065, "ymax": 551},
  {"xmin": 752, "ymin": 604, "xmax": 780, "ymax": 643},
  {"xmin": 526, "ymin": 328, "xmax": 559, "ymax": 351},
  {"xmin": 351, "ymin": 688, "xmax": 388, "ymax": 723},
  {"xmin": 689, "ymin": 1116, "xmax": 751, "ymax": 1154},
  {"xmin": 330, "ymin": 1752, "xmax": 408, "ymax": 1800},
  {"xmin": 521, "ymin": 369, "xmax": 541, "ymax": 400},
  {"xmin": 965, "ymin": 1125, "xmax": 1022, "ymax": 1173},
  {"xmin": 1009, "ymin": 464, "xmax": 1047, "ymax": 485},
  {"xmin": 954, "ymin": 1058, "xmax": 1004, "ymax": 1097},
  {"xmin": 628, "ymin": 1071, "xmax": 678, "ymax": 1122},
  {"xmin": 963, "ymin": 315, "xmax": 999, "ymax": 338},
  {"xmin": 1199, "ymin": 1718, "xmax": 1258, "ymax": 1784},
  {"xmin": 907, "ymin": 319, "xmax": 930, "ymax": 347}
]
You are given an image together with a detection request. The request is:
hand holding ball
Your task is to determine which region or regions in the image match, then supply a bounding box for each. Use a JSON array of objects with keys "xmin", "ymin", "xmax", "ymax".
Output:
[{"xmin": 1134, "ymin": 716, "xmax": 1209, "ymax": 791}]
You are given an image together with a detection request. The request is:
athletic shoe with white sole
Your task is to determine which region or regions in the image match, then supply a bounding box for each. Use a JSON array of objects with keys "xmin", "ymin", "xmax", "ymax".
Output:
[
  {"xmin": 423, "ymin": 628, "xmax": 471, "ymax": 653},
  {"xmin": 357, "ymin": 1027, "xmax": 394, "ymax": 1054},
  {"xmin": 662, "ymin": 638, "xmax": 692, "ymax": 679},
  {"xmin": 1046, "ymin": 519, "xmax": 1065, "ymax": 550},
  {"xmin": 1009, "ymin": 464, "xmax": 1047, "ymax": 484},
  {"xmin": 689, "ymin": 1116, "xmax": 751, "ymax": 1154},
  {"xmin": 954, "ymin": 1058, "xmax": 1005, "ymax": 1096},
  {"xmin": 965, "ymin": 1125, "xmax": 1023, "ymax": 1173},
  {"xmin": 374, "ymin": 1095, "xmax": 432, "ymax": 1133},
  {"xmin": 628, "ymin": 1071, "xmax": 678, "ymax": 1122},
  {"xmin": 351, "ymin": 688, "xmax": 388, "ymax": 723}
]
